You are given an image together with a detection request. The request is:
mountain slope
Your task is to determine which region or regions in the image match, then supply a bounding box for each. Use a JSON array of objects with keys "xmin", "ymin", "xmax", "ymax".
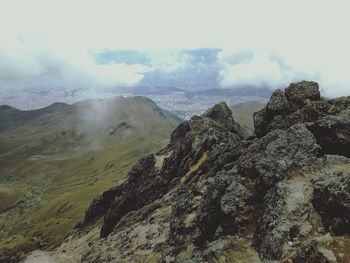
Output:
[
  {"xmin": 231, "ymin": 101, "xmax": 265, "ymax": 131},
  {"xmin": 0, "ymin": 96, "xmax": 180, "ymax": 262},
  {"xmin": 25, "ymin": 81, "xmax": 350, "ymax": 263}
]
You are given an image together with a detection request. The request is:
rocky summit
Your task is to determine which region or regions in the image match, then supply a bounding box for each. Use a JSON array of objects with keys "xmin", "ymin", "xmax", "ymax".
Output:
[{"xmin": 26, "ymin": 81, "xmax": 350, "ymax": 263}]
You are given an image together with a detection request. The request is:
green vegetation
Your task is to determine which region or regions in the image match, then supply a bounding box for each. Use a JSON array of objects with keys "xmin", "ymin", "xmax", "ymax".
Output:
[
  {"xmin": 231, "ymin": 101, "xmax": 265, "ymax": 130},
  {"xmin": 0, "ymin": 96, "xmax": 180, "ymax": 260}
]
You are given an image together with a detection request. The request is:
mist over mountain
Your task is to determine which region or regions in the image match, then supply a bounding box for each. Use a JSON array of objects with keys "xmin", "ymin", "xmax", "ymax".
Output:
[
  {"xmin": 0, "ymin": 48, "xmax": 272, "ymax": 116},
  {"xmin": 0, "ymin": 96, "xmax": 181, "ymax": 261},
  {"xmin": 1, "ymin": 45, "xmax": 349, "ymax": 111}
]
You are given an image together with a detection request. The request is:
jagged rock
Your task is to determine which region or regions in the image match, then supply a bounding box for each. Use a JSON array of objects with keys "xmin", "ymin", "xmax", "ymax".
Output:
[
  {"xmin": 220, "ymin": 178, "xmax": 253, "ymax": 217},
  {"xmin": 312, "ymin": 169, "xmax": 350, "ymax": 235},
  {"xmin": 293, "ymin": 240, "xmax": 337, "ymax": 263},
  {"xmin": 204, "ymin": 102, "xmax": 236, "ymax": 131},
  {"xmin": 254, "ymin": 179, "xmax": 320, "ymax": 260},
  {"xmin": 285, "ymin": 81, "xmax": 321, "ymax": 107},
  {"xmin": 239, "ymin": 123, "xmax": 321, "ymax": 196},
  {"xmin": 308, "ymin": 110, "xmax": 350, "ymax": 157},
  {"xmin": 82, "ymin": 102, "xmax": 244, "ymax": 239},
  {"xmin": 26, "ymin": 82, "xmax": 350, "ymax": 263},
  {"xmin": 205, "ymin": 101, "xmax": 250, "ymax": 139},
  {"xmin": 82, "ymin": 185, "xmax": 124, "ymax": 226},
  {"xmin": 254, "ymin": 81, "xmax": 337, "ymax": 137},
  {"xmin": 194, "ymin": 171, "xmax": 240, "ymax": 244},
  {"xmin": 266, "ymin": 89, "xmax": 291, "ymax": 114},
  {"xmin": 328, "ymin": 96, "xmax": 350, "ymax": 112}
]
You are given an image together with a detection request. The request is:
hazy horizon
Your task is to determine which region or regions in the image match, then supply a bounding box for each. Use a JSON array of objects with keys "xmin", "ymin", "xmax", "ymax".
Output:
[{"xmin": 0, "ymin": 0, "xmax": 349, "ymax": 97}]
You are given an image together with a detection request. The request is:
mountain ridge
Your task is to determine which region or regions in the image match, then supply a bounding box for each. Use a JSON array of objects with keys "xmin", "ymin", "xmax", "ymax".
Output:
[
  {"xmin": 23, "ymin": 81, "xmax": 350, "ymax": 263},
  {"xmin": 0, "ymin": 96, "xmax": 181, "ymax": 262}
]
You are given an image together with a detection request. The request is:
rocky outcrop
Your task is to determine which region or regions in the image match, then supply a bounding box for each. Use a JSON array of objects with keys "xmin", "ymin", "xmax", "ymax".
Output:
[
  {"xmin": 308, "ymin": 110, "xmax": 350, "ymax": 157},
  {"xmin": 285, "ymin": 81, "xmax": 321, "ymax": 106},
  {"xmin": 254, "ymin": 179, "xmax": 320, "ymax": 260},
  {"xmin": 83, "ymin": 102, "xmax": 244, "ymax": 239},
  {"xmin": 26, "ymin": 81, "xmax": 350, "ymax": 263},
  {"xmin": 254, "ymin": 81, "xmax": 350, "ymax": 158},
  {"xmin": 313, "ymin": 167, "xmax": 350, "ymax": 235},
  {"xmin": 239, "ymin": 123, "xmax": 321, "ymax": 196},
  {"xmin": 253, "ymin": 81, "xmax": 350, "ymax": 139}
]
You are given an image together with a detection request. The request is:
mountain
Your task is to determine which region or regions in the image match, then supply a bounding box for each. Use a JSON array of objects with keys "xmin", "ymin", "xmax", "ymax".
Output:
[
  {"xmin": 24, "ymin": 81, "xmax": 350, "ymax": 263},
  {"xmin": 119, "ymin": 86, "xmax": 269, "ymax": 120},
  {"xmin": 0, "ymin": 85, "xmax": 269, "ymax": 121},
  {"xmin": 231, "ymin": 101, "xmax": 266, "ymax": 131},
  {"xmin": 120, "ymin": 86, "xmax": 272, "ymax": 98},
  {"xmin": 0, "ymin": 96, "xmax": 181, "ymax": 262},
  {"xmin": 189, "ymin": 86, "xmax": 272, "ymax": 98},
  {"xmin": 0, "ymin": 48, "xmax": 272, "ymax": 116}
]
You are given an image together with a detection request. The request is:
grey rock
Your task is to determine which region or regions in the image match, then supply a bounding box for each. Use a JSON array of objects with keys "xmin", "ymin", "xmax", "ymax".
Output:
[
  {"xmin": 205, "ymin": 101, "xmax": 250, "ymax": 139},
  {"xmin": 266, "ymin": 89, "xmax": 290, "ymax": 114},
  {"xmin": 220, "ymin": 179, "xmax": 252, "ymax": 216},
  {"xmin": 293, "ymin": 240, "xmax": 334, "ymax": 263},
  {"xmin": 285, "ymin": 81, "xmax": 321, "ymax": 107},
  {"xmin": 308, "ymin": 110, "xmax": 350, "ymax": 157},
  {"xmin": 204, "ymin": 102, "xmax": 237, "ymax": 132},
  {"xmin": 253, "ymin": 81, "xmax": 350, "ymax": 138},
  {"xmin": 254, "ymin": 179, "xmax": 319, "ymax": 260},
  {"xmin": 41, "ymin": 82, "xmax": 350, "ymax": 263},
  {"xmin": 312, "ymin": 169, "xmax": 350, "ymax": 235},
  {"xmin": 318, "ymin": 247, "xmax": 337, "ymax": 263},
  {"xmin": 239, "ymin": 123, "xmax": 321, "ymax": 195}
]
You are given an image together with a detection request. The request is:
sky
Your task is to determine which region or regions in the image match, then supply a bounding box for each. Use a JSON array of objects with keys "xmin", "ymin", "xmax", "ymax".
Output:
[{"xmin": 0, "ymin": 0, "xmax": 349, "ymax": 96}]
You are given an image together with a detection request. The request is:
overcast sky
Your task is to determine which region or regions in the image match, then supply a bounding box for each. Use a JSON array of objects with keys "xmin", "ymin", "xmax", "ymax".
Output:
[{"xmin": 0, "ymin": 0, "xmax": 349, "ymax": 96}]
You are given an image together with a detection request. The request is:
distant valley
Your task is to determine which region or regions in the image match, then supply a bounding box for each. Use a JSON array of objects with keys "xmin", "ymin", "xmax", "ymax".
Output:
[
  {"xmin": 0, "ymin": 95, "xmax": 264, "ymax": 261},
  {"xmin": 0, "ymin": 96, "xmax": 180, "ymax": 261},
  {"xmin": 0, "ymin": 85, "xmax": 269, "ymax": 120}
]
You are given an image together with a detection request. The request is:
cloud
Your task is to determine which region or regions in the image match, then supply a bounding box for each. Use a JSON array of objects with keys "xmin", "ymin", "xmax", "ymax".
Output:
[
  {"xmin": 217, "ymin": 50, "xmax": 317, "ymax": 89},
  {"xmin": 217, "ymin": 46, "xmax": 350, "ymax": 97},
  {"xmin": 147, "ymin": 51, "xmax": 194, "ymax": 73},
  {"xmin": 0, "ymin": 0, "xmax": 349, "ymax": 97},
  {"xmin": 218, "ymin": 50, "xmax": 288, "ymax": 88},
  {"xmin": 0, "ymin": 38, "xmax": 152, "ymax": 90}
]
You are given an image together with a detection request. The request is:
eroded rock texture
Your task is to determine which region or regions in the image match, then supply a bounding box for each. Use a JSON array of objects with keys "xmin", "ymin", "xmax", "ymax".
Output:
[{"xmin": 27, "ymin": 81, "xmax": 350, "ymax": 263}]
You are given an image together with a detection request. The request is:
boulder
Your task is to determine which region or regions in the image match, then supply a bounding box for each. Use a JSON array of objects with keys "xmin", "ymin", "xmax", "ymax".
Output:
[
  {"xmin": 285, "ymin": 81, "xmax": 321, "ymax": 107},
  {"xmin": 312, "ymin": 169, "xmax": 350, "ymax": 235},
  {"xmin": 239, "ymin": 123, "xmax": 321, "ymax": 195},
  {"xmin": 308, "ymin": 110, "xmax": 350, "ymax": 157},
  {"xmin": 254, "ymin": 81, "xmax": 332, "ymax": 137},
  {"xmin": 254, "ymin": 179, "xmax": 319, "ymax": 260}
]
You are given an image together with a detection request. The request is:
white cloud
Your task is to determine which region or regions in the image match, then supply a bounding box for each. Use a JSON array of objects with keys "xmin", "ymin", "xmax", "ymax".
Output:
[
  {"xmin": 217, "ymin": 44, "xmax": 350, "ymax": 97},
  {"xmin": 0, "ymin": 0, "xmax": 349, "ymax": 96},
  {"xmin": 218, "ymin": 50, "xmax": 293, "ymax": 88},
  {"xmin": 147, "ymin": 51, "xmax": 194, "ymax": 73},
  {"xmin": 0, "ymin": 37, "xmax": 152, "ymax": 89}
]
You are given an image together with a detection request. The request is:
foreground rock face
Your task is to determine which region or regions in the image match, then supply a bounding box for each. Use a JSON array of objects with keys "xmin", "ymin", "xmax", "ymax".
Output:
[
  {"xmin": 308, "ymin": 110, "xmax": 350, "ymax": 157},
  {"xmin": 26, "ymin": 81, "xmax": 350, "ymax": 263}
]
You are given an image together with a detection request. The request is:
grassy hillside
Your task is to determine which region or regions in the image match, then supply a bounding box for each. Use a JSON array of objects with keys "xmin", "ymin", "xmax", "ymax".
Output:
[
  {"xmin": 231, "ymin": 101, "xmax": 266, "ymax": 131},
  {"xmin": 0, "ymin": 96, "xmax": 180, "ymax": 261}
]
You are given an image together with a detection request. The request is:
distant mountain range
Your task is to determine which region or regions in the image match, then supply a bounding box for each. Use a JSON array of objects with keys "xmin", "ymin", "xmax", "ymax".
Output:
[
  {"xmin": 114, "ymin": 86, "xmax": 269, "ymax": 120},
  {"xmin": 0, "ymin": 85, "xmax": 270, "ymax": 121},
  {"xmin": 0, "ymin": 48, "xmax": 275, "ymax": 114},
  {"xmin": 115, "ymin": 85, "xmax": 272, "ymax": 98}
]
